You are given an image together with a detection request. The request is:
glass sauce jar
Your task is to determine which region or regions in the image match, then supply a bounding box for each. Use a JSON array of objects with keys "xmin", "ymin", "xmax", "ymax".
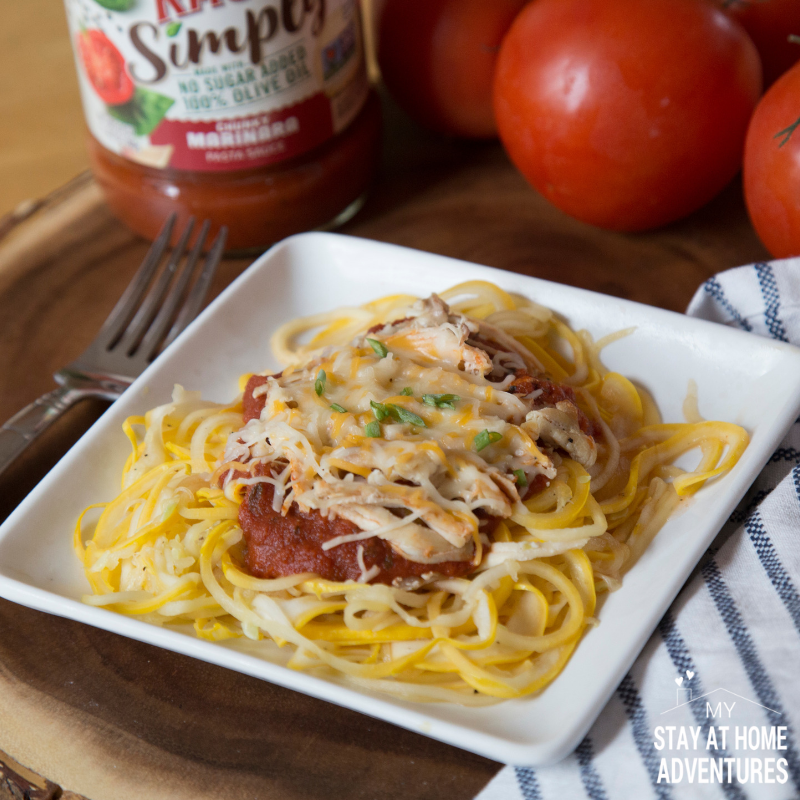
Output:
[{"xmin": 64, "ymin": 0, "xmax": 381, "ymax": 250}]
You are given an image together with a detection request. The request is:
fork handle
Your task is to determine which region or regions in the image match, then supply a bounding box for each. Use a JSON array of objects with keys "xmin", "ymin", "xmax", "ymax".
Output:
[{"xmin": 0, "ymin": 386, "xmax": 88, "ymax": 477}]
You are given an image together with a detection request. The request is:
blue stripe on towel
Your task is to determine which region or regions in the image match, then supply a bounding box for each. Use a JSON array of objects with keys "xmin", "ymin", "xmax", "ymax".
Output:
[
  {"xmin": 702, "ymin": 557, "xmax": 800, "ymax": 790},
  {"xmin": 769, "ymin": 447, "xmax": 800, "ymax": 464},
  {"xmin": 658, "ymin": 610, "xmax": 747, "ymax": 800},
  {"xmin": 575, "ymin": 737, "xmax": 609, "ymax": 800},
  {"xmin": 616, "ymin": 673, "xmax": 673, "ymax": 800},
  {"xmin": 745, "ymin": 508, "xmax": 800, "ymax": 638},
  {"xmin": 515, "ymin": 767, "xmax": 542, "ymax": 800},
  {"xmin": 729, "ymin": 490, "xmax": 772, "ymax": 525},
  {"xmin": 754, "ymin": 263, "xmax": 790, "ymax": 342},
  {"xmin": 702, "ymin": 277, "xmax": 753, "ymax": 332}
]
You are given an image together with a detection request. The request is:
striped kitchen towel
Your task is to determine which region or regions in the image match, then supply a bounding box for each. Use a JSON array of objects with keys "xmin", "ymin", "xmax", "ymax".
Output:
[{"xmin": 477, "ymin": 258, "xmax": 800, "ymax": 800}]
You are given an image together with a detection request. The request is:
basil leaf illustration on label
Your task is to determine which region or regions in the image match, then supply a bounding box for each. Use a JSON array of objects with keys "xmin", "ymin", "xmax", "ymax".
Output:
[
  {"xmin": 166, "ymin": 22, "xmax": 182, "ymax": 37},
  {"xmin": 108, "ymin": 87, "xmax": 175, "ymax": 136},
  {"xmin": 92, "ymin": 0, "xmax": 136, "ymax": 9}
]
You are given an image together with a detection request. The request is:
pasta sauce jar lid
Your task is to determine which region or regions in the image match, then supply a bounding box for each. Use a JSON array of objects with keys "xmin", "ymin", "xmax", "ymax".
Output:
[{"xmin": 65, "ymin": 0, "xmax": 371, "ymax": 173}]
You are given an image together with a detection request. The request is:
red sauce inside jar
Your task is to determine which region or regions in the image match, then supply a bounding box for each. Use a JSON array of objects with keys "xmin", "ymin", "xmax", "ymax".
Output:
[{"xmin": 87, "ymin": 90, "xmax": 382, "ymax": 251}]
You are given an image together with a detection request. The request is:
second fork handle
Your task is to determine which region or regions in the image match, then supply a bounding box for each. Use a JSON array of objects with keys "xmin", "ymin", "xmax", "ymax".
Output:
[{"xmin": 0, "ymin": 386, "xmax": 90, "ymax": 478}]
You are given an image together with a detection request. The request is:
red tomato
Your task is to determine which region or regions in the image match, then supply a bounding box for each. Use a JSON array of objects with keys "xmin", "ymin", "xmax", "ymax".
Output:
[
  {"xmin": 744, "ymin": 62, "xmax": 800, "ymax": 256},
  {"xmin": 77, "ymin": 29, "xmax": 135, "ymax": 106},
  {"xmin": 718, "ymin": 0, "xmax": 800, "ymax": 87},
  {"xmin": 493, "ymin": 0, "xmax": 762, "ymax": 232},
  {"xmin": 378, "ymin": 0, "xmax": 527, "ymax": 139}
]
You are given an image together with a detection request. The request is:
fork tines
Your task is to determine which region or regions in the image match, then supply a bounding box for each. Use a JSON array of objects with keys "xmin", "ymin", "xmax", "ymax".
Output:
[{"xmin": 100, "ymin": 214, "xmax": 227, "ymax": 363}]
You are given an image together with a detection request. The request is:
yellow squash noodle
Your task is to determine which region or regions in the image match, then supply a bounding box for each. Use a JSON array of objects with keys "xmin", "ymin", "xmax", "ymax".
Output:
[{"xmin": 75, "ymin": 282, "xmax": 748, "ymax": 704}]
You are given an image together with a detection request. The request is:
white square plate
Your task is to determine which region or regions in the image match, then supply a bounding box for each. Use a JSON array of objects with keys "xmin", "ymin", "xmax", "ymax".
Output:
[{"xmin": 1, "ymin": 233, "xmax": 799, "ymax": 766}]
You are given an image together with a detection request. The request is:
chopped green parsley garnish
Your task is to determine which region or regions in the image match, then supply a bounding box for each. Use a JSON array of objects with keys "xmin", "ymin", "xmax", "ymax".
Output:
[
  {"xmin": 370, "ymin": 400, "xmax": 389, "ymax": 421},
  {"xmin": 400, "ymin": 387, "xmax": 414, "ymax": 396},
  {"xmin": 314, "ymin": 369, "xmax": 326, "ymax": 397},
  {"xmin": 366, "ymin": 338, "xmax": 389, "ymax": 358},
  {"xmin": 387, "ymin": 404, "xmax": 426, "ymax": 427},
  {"xmin": 474, "ymin": 429, "xmax": 503, "ymax": 452},
  {"xmin": 422, "ymin": 393, "xmax": 459, "ymax": 409},
  {"xmin": 330, "ymin": 403, "xmax": 347, "ymax": 413},
  {"xmin": 513, "ymin": 468, "xmax": 528, "ymax": 488},
  {"xmin": 364, "ymin": 420, "xmax": 381, "ymax": 438}
]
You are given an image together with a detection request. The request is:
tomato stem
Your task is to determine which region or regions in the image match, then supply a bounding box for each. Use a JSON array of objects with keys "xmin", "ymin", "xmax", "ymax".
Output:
[{"xmin": 775, "ymin": 116, "xmax": 800, "ymax": 147}]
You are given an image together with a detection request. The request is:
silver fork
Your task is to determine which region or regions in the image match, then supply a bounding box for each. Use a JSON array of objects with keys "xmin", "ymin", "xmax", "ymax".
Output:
[{"xmin": 0, "ymin": 214, "xmax": 227, "ymax": 477}]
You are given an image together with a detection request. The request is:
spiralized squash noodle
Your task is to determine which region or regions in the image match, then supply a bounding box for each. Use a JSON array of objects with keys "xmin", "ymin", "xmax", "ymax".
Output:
[{"xmin": 75, "ymin": 281, "xmax": 748, "ymax": 704}]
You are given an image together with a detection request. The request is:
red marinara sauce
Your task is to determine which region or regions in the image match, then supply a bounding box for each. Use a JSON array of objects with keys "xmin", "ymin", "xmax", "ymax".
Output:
[
  {"xmin": 239, "ymin": 479, "xmax": 476, "ymax": 585},
  {"xmin": 65, "ymin": 0, "xmax": 381, "ymax": 251}
]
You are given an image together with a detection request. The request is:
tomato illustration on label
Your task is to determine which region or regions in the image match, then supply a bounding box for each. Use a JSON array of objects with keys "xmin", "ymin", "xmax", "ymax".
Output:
[{"xmin": 77, "ymin": 29, "xmax": 135, "ymax": 106}]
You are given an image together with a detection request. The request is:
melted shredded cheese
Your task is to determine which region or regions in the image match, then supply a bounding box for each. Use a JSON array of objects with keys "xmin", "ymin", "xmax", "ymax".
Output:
[{"xmin": 224, "ymin": 294, "xmax": 574, "ymax": 567}]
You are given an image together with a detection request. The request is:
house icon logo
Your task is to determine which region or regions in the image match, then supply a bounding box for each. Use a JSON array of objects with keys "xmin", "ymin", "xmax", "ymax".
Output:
[
  {"xmin": 652, "ymin": 673, "xmax": 790, "ymax": 786},
  {"xmin": 662, "ymin": 676, "xmax": 781, "ymax": 719}
]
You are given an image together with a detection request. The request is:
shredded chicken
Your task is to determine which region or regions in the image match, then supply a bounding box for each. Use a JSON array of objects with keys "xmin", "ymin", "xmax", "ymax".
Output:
[
  {"xmin": 332, "ymin": 503, "xmax": 474, "ymax": 564},
  {"xmin": 522, "ymin": 404, "xmax": 597, "ymax": 468},
  {"xmin": 308, "ymin": 480, "xmax": 475, "ymax": 548},
  {"xmin": 229, "ymin": 292, "xmax": 600, "ymax": 578},
  {"xmin": 368, "ymin": 295, "xmax": 493, "ymax": 376}
]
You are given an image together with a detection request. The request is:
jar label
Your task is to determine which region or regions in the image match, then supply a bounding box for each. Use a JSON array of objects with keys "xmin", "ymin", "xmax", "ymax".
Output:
[{"xmin": 64, "ymin": 0, "xmax": 370, "ymax": 172}]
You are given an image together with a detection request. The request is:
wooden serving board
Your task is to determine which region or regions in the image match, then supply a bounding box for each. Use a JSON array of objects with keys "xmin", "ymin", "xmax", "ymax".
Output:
[{"xmin": 0, "ymin": 96, "xmax": 769, "ymax": 800}]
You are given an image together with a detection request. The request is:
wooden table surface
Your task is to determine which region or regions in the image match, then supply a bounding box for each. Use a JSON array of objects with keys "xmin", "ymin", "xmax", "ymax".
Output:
[
  {"xmin": 0, "ymin": 76, "xmax": 772, "ymax": 800},
  {"xmin": 0, "ymin": 1, "xmax": 88, "ymax": 219}
]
